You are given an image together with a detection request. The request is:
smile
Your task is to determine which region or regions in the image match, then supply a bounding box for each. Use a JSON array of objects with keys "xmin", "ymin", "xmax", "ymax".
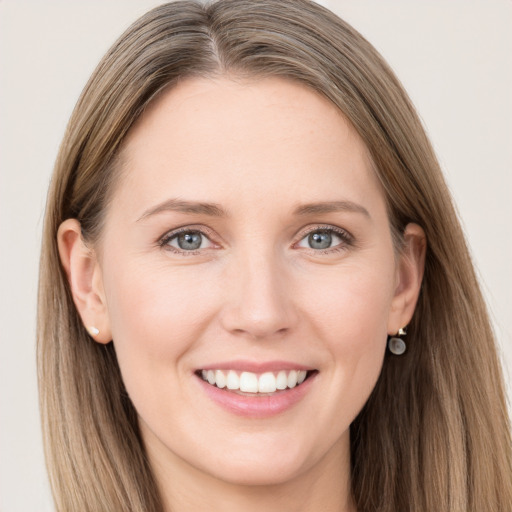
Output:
[
  {"xmin": 195, "ymin": 364, "xmax": 318, "ymax": 418},
  {"xmin": 199, "ymin": 369, "xmax": 309, "ymax": 393}
]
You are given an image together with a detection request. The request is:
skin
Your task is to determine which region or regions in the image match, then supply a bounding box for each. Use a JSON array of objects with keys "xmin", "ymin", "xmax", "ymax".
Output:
[{"xmin": 58, "ymin": 76, "xmax": 426, "ymax": 512}]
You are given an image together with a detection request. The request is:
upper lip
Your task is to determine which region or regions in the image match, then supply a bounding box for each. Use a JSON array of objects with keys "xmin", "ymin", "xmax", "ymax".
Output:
[{"xmin": 198, "ymin": 360, "xmax": 315, "ymax": 373}]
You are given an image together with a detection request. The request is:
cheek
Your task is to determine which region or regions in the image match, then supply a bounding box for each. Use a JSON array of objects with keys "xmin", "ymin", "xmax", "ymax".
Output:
[
  {"xmin": 102, "ymin": 258, "xmax": 219, "ymax": 400},
  {"xmin": 299, "ymin": 260, "xmax": 394, "ymax": 409},
  {"xmin": 300, "ymin": 257, "xmax": 395, "ymax": 348},
  {"xmin": 107, "ymin": 256, "xmax": 216, "ymax": 336}
]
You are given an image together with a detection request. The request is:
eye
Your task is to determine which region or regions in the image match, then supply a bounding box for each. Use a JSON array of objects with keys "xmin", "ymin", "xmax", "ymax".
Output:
[
  {"xmin": 160, "ymin": 228, "xmax": 216, "ymax": 253},
  {"xmin": 296, "ymin": 227, "xmax": 351, "ymax": 252}
]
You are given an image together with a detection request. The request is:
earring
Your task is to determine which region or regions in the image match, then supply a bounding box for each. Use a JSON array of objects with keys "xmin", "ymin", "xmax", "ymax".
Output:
[
  {"xmin": 388, "ymin": 327, "xmax": 407, "ymax": 355},
  {"xmin": 87, "ymin": 326, "xmax": 100, "ymax": 336}
]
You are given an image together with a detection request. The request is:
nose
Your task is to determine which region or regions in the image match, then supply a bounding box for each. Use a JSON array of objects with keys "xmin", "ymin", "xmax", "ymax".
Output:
[{"xmin": 219, "ymin": 248, "xmax": 299, "ymax": 340}]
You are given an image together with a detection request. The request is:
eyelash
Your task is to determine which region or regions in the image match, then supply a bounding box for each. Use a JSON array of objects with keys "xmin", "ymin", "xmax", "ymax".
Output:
[{"xmin": 158, "ymin": 224, "xmax": 354, "ymax": 256}]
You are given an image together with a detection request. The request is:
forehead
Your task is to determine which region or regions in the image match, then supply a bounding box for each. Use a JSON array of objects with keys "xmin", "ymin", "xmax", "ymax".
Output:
[
  {"xmin": 124, "ymin": 75, "xmax": 365, "ymax": 163},
  {"xmin": 115, "ymin": 76, "xmax": 384, "ymax": 219}
]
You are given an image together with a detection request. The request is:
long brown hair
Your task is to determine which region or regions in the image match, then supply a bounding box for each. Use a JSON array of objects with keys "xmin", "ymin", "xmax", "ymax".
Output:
[{"xmin": 38, "ymin": 1, "xmax": 512, "ymax": 510}]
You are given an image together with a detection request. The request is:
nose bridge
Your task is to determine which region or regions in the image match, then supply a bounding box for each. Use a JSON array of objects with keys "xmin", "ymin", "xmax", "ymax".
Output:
[{"xmin": 220, "ymin": 240, "xmax": 297, "ymax": 339}]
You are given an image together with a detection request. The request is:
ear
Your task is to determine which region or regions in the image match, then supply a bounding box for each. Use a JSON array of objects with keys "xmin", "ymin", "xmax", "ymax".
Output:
[
  {"xmin": 57, "ymin": 219, "xmax": 112, "ymax": 344},
  {"xmin": 387, "ymin": 223, "xmax": 426, "ymax": 335}
]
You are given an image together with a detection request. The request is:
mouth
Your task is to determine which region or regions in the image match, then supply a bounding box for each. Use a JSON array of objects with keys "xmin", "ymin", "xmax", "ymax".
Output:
[
  {"xmin": 194, "ymin": 360, "xmax": 318, "ymax": 417},
  {"xmin": 195, "ymin": 368, "xmax": 315, "ymax": 395},
  {"xmin": 194, "ymin": 362, "xmax": 319, "ymax": 419}
]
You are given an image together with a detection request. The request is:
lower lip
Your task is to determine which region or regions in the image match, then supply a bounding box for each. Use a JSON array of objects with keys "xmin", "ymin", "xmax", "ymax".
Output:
[{"xmin": 195, "ymin": 372, "xmax": 317, "ymax": 418}]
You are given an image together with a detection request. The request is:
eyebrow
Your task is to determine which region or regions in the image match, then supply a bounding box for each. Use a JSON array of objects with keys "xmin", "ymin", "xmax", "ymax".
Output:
[
  {"xmin": 293, "ymin": 200, "xmax": 370, "ymax": 218},
  {"xmin": 137, "ymin": 198, "xmax": 228, "ymax": 222},
  {"xmin": 137, "ymin": 198, "xmax": 370, "ymax": 222}
]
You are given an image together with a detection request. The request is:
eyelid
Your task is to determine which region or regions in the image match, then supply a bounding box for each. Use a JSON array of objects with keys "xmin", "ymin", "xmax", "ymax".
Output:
[
  {"xmin": 293, "ymin": 224, "xmax": 354, "ymax": 251},
  {"xmin": 158, "ymin": 225, "xmax": 220, "ymax": 254},
  {"xmin": 297, "ymin": 224, "xmax": 352, "ymax": 239}
]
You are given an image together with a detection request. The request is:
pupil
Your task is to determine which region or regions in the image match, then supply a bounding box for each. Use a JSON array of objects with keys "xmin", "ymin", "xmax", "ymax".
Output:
[
  {"xmin": 309, "ymin": 231, "xmax": 332, "ymax": 249},
  {"xmin": 178, "ymin": 232, "xmax": 202, "ymax": 250}
]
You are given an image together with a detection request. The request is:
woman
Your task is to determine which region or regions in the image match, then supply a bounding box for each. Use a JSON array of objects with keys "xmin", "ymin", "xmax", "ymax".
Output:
[{"xmin": 38, "ymin": 1, "xmax": 512, "ymax": 511}]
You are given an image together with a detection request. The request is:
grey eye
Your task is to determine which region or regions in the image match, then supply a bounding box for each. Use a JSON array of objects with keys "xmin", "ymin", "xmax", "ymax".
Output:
[
  {"xmin": 308, "ymin": 231, "xmax": 332, "ymax": 249},
  {"xmin": 297, "ymin": 229, "xmax": 343, "ymax": 250},
  {"xmin": 170, "ymin": 231, "xmax": 206, "ymax": 251}
]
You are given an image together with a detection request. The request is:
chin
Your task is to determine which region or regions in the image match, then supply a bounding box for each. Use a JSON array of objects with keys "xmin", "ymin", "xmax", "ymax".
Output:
[
  {"xmin": 210, "ymin": 459, "xmax": 307, "ymax": 487},
  {"xmin": 194, "ymin": 441, "xmax": 316, "ymax": 487}
]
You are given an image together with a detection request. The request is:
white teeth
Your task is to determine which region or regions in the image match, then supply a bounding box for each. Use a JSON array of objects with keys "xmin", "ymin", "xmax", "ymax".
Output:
[
  {"xmin": 200, "ymin": 369, "xmax": 310, "ymax": 393},
  {"xmin": 215, "ymin": 369, "xmax": 226, "ymax": 389},
  {"xmin": 287, "ymin": 370, "xmax": 298, "ymax": 388},
  {"xmin": 240, "ymin": 372, "xmax": 259, "ymax": 392},
  {"xmin": 258, "ymin": 372, "xmax": 277, "ymax": 393},
  {"xmin": 226, "ymin": 370, "xmax": 239, "ymax": 390},
  {"xmin": 276, "ymin": 371, "xmax": 288, "ymax": 390}
]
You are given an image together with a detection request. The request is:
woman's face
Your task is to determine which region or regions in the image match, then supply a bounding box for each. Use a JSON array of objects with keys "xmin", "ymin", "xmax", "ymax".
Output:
[{"xmin": 92, "ymin": 77, "xmax": 416, "ymax": 486}]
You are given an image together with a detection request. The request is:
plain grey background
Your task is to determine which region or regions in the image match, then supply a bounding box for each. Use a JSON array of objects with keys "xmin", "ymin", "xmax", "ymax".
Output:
[{"xmin": 1, "ymin": 1, "xmax": 511, "ymax": 510}]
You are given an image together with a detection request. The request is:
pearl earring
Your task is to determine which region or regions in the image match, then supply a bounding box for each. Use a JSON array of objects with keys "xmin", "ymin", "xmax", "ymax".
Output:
[
  {"xmin": 87, "ymin": 326, "xmax": 100, "ymax": 336},
  {"xmin": 388, "ymin": 327, "xmax": 407, "ymax": 355}
]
